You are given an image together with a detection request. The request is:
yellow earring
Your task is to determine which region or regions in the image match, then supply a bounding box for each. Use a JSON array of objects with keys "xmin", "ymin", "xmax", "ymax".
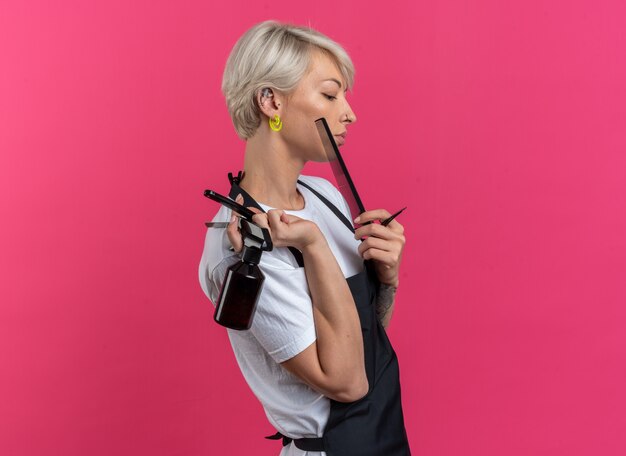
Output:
[{"xmin": 269, "ymin": 114, "xmax": 283, "ymax": 132}]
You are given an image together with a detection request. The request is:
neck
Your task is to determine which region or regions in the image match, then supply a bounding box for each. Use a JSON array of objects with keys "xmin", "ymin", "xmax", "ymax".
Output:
[{"xmin": 239, "ymin": 129, "xmax": 306, "ymax": 210}]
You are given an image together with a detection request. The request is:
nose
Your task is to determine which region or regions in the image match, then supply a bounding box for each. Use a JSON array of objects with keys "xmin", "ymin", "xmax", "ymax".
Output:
[{"xmin": 343, "ymin": 100, "xmax": 357, "ymax": 125}]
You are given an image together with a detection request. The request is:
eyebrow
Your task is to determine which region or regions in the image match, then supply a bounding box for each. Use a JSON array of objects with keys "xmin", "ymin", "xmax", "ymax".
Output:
[
  {"xmin": 322, "ymin": 78, "xmax": 343, "ymax": 89},
  {"xmin": 322, "ymin": 78, "xmax": 350, "ymax": 94}
]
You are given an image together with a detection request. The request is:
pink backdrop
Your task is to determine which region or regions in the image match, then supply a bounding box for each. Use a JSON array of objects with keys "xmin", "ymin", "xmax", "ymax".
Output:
[{"xmin": 1, "ymin": 1, "xmax": 625, "ymax": 455}]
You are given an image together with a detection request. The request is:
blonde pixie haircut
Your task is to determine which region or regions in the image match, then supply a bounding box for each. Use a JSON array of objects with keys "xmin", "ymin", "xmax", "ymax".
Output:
[{"xmin": 222, "ymin": 20, "xmax": 355, "ymax": 140}]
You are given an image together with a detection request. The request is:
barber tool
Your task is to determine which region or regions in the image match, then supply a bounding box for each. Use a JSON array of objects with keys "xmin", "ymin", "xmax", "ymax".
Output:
[
  {"xmin": 315, "ymin": 118, "xmax": 407, "ymax": 229},
  {"xmin": 203, "ymin": 189, "xmax": 273, "ymax": 330},
  {"xmin": 315, "ymin": 117, "xmax": 367, "ymax": 224},
  {"xmin": 381, "ymin": 206, "xmax": 407, "ymax": 227}
]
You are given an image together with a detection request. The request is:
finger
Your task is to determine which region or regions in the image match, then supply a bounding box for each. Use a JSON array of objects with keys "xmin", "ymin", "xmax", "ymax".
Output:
[
  {"xmin": 354, "ymin": 222, "xmax": 401, "ymax": 241},
  {"xmin": 226, "ymin": 214, "xmax": 243, "ymax": 252},
  {"xmin": 280, "ymin": 212, "xmax": 301, "ymax": 224},
  {"xmin": 229, "ymin": 194, "xmax": 252, "ymax": 221},
  {"xmin": 360, "ymin": 247, "xmax": 399, "ymax": 267},
  {"xmin": 266, "ymin": 209, "xmax": 284, "ymax": 226},
  {"xmin": 358, "ymin": 236, "xmax": 404, "ymax": 267},
  {"xmin": 354, "ymin": 209, "xmax": 392, "ymax": 225},
  {"xmin": 226, "ymin": 194, "xmax": 247, "ymax": 253},
  {"xmin": 230, "ymin": 194, "xmax": 245, "ymax": 218},
  {"xmin": 381, "ymin": 217, "xmax": 405, "ymax": 233},
  {"xmin": 252, "ymin": 212, "xmax": 269, "ymax": 229},
  {"xmin": 357, "ymin": 236, "xmax": 394, "ymax": 257},
  {"xmin": 231, "ymin": 194, "xmax": 261, "ymax": 216}
]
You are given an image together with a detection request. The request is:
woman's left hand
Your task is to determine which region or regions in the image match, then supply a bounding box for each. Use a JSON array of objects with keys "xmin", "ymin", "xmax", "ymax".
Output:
[{"xmin": 353, "ymin": 210, "xmax": 406, "ymax": 287}]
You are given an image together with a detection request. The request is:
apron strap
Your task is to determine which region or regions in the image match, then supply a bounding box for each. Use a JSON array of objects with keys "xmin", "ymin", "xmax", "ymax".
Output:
[
  {"xmin": 228, "ymin": 172, "xmax": 304, "ymax": 268},
  {"xmin": 296, "ymin": 179, "xmax": 355, "ymax": 233},
  {"xmin": 265, "ymin": 431, "xmax": 326, "ymax": 452}
]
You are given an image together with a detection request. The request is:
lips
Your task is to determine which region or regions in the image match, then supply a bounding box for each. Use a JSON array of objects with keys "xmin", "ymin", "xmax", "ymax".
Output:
[{"xmin": 334, "ymin": 132, "xmax": 347, "ymax": 146}]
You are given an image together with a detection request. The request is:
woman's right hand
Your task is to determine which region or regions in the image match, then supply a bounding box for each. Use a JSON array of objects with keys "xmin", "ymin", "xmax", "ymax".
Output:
[{"xmin": 227, "ymin": 194, "xmax": 323, "ymax": 253}]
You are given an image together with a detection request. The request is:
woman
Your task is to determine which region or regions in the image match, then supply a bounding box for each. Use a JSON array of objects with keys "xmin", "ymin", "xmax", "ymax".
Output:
[{"xmin": 199, "ymin": 21, "xmax": 410, "ymax": 455}]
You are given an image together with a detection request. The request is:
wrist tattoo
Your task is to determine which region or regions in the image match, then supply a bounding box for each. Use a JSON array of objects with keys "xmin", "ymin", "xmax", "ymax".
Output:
[{"xmin": 376, "ymin": 283, "xmax": 397, "ymax": 318}]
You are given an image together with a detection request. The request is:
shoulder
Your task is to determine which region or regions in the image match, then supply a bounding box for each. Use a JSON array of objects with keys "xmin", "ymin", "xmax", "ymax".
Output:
[
  {"xmin": 298, "ymin": 174, "xmax": 337, "ymax": 194},
  {"xmin": 298, "ymin": 175, "xmax": 344, "ymax": 206},
  {"xmin": 198, "ymin": 205, "xmax": 239, "ymax": 301},
  {"xmin": 297, "ymin": 174, "xmax": 351, "ymax": 220}
]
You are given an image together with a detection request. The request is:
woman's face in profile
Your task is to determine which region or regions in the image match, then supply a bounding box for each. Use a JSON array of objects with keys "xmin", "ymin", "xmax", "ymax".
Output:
[{"xmin": 279, "ymin": 49, "xmax": 357, "ymax": 162}]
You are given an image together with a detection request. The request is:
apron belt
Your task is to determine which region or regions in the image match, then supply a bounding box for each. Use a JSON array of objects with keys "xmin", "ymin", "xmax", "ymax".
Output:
[{"xmin": 265, "ymin": 431, "xmax": 325, "ymax": 452}]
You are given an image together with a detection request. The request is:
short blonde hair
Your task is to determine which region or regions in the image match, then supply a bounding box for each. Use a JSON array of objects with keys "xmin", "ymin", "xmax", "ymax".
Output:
[{"xmin": 222, "ymin": 20, "xmax": 355, "ymax": 139}]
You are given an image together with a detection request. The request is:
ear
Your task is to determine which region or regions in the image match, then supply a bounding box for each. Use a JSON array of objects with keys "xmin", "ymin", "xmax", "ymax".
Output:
[{"xmin": 257, "ymin": 87, "xmax": 283, "ymax": 119}]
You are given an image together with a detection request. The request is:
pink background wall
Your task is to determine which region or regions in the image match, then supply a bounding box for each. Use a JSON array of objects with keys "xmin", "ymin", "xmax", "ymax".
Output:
[{"xmin": 1, "ymin": 0, "xmax": 625, "ymax": 455}]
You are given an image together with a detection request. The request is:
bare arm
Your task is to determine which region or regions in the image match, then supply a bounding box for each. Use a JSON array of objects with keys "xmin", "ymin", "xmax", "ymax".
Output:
[{"xmin": 281, "ymin": 235, "xmax": 368, "ymax": 403}]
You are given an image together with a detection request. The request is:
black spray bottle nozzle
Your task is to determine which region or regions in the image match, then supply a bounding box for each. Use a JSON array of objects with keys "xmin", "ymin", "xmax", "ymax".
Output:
[{"xmin": 239, "ymin": 218, "xmax": 273, "ymax": 265}]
